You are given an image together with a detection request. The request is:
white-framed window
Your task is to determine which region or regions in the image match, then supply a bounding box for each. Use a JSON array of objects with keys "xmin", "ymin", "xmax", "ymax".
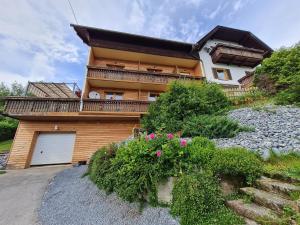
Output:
[
  {"xmin": 105, "ymin": 92, "xmax": 123, "ymax": 100},
  {"xmin": 148, "ymin": 92, "xmax": 160, "ymax": 101}
]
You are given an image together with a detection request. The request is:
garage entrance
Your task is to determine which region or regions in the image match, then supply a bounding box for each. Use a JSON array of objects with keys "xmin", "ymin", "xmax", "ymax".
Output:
[{"xmin": 30, "ymin": 133, "xmax": 76, "ymax": 166}]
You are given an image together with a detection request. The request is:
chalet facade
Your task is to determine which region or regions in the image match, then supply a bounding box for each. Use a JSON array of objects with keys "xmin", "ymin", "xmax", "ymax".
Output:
[
  {"xmin": 2, "ymin": 24, "xmax": 271, "ymax": 169},
  {"xmin": 195, "ymin": 26, "xmax": 272, "ymax": 87}
]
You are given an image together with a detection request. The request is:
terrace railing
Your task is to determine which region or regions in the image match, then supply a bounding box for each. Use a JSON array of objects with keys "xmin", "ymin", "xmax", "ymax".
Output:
[
  {"xmin": 82, "ymin": 99, "xmax": 150, "ymax": 112},
  {"xmin": 1, "ymin": 97, "xmax": 150, "ymax": 115}
]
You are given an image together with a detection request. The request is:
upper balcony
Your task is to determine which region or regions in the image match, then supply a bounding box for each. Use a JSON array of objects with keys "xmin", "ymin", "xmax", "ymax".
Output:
[
  {"xmin": 86, "ymin": 66, "xmax": 203, "ymax": 91},
  {"xmin": 210, "ymin": 44, "xmax": 265, "ymax": 68}
]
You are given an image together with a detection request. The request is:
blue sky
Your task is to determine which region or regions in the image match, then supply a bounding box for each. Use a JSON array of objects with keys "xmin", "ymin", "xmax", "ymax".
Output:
[{"xmin": 0, "ymin": 0, "xmax": 299, "ymax": 88}]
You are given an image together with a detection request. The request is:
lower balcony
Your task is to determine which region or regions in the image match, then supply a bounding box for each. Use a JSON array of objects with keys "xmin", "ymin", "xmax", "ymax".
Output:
[
  {"xmin": 210, "ymin": 44, "xmax": 265, "ymax": 68},
  {"xmin": 1, "ymin": 97, "xmax": 150, "ymax": 120}
]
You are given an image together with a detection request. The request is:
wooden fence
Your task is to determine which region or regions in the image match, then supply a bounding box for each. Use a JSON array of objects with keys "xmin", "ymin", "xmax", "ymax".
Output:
[{"xmin": 223, "ymin": 87, "xmax": 258, "ymax": 99}]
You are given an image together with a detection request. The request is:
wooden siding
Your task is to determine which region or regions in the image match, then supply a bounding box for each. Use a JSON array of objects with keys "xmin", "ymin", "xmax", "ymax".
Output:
[
  {"xmin": 93, "ymin": 57, "xmax": 197, "ymax": 75},
  {"xmin": 7, "ymin": 120, "xmax": 139, "ymax": 169}
]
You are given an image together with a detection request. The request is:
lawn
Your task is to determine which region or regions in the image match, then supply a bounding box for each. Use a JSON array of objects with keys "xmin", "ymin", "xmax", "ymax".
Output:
[
  {"xmin": 0, "ymin": 171, "xmax": 6, "ymax": 175},
  {"xmin": 0, "ymin": 139, "xmax": 13, "ymax": 153}
]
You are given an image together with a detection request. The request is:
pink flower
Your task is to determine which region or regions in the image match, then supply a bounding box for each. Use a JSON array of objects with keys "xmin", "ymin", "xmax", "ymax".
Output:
[
  {"xmin": 156, "ymin": 150, "xmax": 162, "ymax": 157},
  {"xmin": 167, "ymin": 133, "xmax": 174, "ymax": 140},
  {"xmin": 149, "ymin": 133, "xmax": 155, "ymax": 140},
  {"xmin": 180, "ymin": 138, "xmax": 187, "ymax": 147}
]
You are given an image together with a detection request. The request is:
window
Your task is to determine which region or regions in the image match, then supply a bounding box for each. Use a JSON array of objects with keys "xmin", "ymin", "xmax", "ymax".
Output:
[
  {"xmin": 148, "ymin": 93, "xmax": 160, "ymax": 101},
  {"xmin": 105, "ymin": 92, "xmax": 123, "ymax": 100},
  {"xmin": 212, "ymin": 68, "xmax": 232, "ymax": 80}
]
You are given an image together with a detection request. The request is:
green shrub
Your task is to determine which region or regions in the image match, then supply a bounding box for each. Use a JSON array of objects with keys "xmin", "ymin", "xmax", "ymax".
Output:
[
  {"xmin": 0, "ymin": 118, "xmax": 18, "ymax": 141},
  {"xmin": 182, "ymin": 115, "xmax": 250, "ymax": 138},
  {"xmin": 142, "ymin": 81, "xmax": 230, "ymax": 133},
  {"xmin": 255, "ymin": 43, "xmax": 300, "ymax": 105},
  {"xmin": 88, "ymin": 143, "xmax": 118, "ymax": 193},
  {"xmin": 210, "ymin": 147, "xmax": 263, "ymax": 184},
  {"xmin": 188, "ymin": 136, "xmax": 216, "ymax": 166},
  {"xmin": 171, "ymin": 171, "xmax": 244, "ymax": 225}
]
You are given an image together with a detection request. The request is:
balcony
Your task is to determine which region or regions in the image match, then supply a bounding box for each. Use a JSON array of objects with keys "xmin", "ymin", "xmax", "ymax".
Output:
[
  {"xmin": 1, "ymin": 97, "xmax": 150, "ymax": 119},
  {"xmin": 87, "ymin": 66, "xmax": 203, "ymax": 91},
  {"xmin": 210, "ymin": 44, "xmax": 265, "ymax": 68}
]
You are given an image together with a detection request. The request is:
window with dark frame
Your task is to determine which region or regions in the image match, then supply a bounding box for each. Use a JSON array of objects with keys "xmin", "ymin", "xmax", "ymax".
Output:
[
  {"xmin": 147, "ymin": 68, "xmax": 163, "ymax": 73},
  {"xmin": 105, "ymin": 92, "xmax": 123, "ymax": 100},
  {"xmin": 148, "ymin": 92, "xmax": 160, "ymax": 101},
  {"xmin": 106, "ymin": 64, "xmax": 125, "ymax": 69},
  {"xmin": 212, "ymin": 68, "xmax": 232, "ymax": 80}
]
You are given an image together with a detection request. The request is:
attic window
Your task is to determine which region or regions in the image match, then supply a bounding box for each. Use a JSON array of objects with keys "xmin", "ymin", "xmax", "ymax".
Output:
[
  {"xmin": 212, "ymin": 68, "xmax": 232, "ymax": 80},
  {"xmin": 106, "ymin": 64, "xmax": 125, "ymax": 69},
  {"xmin": 179, "ymin": 69, "xmax": 190, "ymax": 75},
  {"xmin": 147, "ymin": 68, "xmax": 162, "ymax": 73}
]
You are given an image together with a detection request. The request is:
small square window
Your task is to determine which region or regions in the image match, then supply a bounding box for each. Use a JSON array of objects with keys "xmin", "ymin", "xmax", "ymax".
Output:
[
  {"xmin": 212, "ymin": 68, "xmax": 232, "ymax": 80},
  {"xmin": 148, "ymin": 93, "xmax": 160, "ymax": 101},
  {"xmin": 115, "ymin": 93, "xmax": 123, "ymax": 100},
  {"xmin": 105, "ymin": 92, "xmax": 114, "ymax": 100}
]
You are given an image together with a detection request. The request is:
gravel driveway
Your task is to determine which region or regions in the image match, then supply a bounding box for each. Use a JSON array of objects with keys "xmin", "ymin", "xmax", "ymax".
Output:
[{"xmin": 39, "ymin": 166, "xmax": 179, "ymax": 225}]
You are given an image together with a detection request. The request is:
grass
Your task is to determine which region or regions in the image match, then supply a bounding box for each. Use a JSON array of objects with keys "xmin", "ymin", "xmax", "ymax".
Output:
[
  {"xmin": 264, "ymin": 151, "xmax": 300, "ymax": 180},
  {"xmin": 0, "ymin": 171, "xmax": 6, "ymax": 175},
  {"xmin": 0, "ymin": 139, "xmax": 13, "ymax": 153}
]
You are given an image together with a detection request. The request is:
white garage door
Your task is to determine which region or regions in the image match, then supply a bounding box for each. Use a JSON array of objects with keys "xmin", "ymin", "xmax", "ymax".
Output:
[{"xmin": 31, "ymin": 133, "xmax": 76, "ymax": 166}]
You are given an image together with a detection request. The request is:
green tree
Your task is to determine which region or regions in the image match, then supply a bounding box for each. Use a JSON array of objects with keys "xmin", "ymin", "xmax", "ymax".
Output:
[
  {"xmin": 0, "ymin": 81, "xmax": 25, "ymax": 141},
  {"xmin": 255, "ymin": 43, "xmax": 300, "ymax": 105}
]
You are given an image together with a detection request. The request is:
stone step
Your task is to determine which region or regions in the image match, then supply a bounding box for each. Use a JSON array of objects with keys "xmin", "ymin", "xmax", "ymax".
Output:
[
  {"xmin": 226, "ymin": 199, "xmax": 279, "ymax": 223},
  {"xmin": 257, "ymin": 176, "xmax": 300, "ymax": 198},
  {"xmin": 244, "ymin": 218, "xmax": 259, "ymax": 225},
  {"xmin": 240, "ymin": 187, "xmax": 298, "ymax": 213}
]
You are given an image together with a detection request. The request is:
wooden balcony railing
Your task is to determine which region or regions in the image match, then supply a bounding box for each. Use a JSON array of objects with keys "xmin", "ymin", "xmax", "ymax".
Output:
[
  {"xmin": 210, "ymin": 44, "xmax": 265, "ymax": 68},
  {"xmin": 1, "ymin": 97, "xmax": 150, "ymax": 116},
  {"xmin": 2, "ymin": 97, "xmax": 80, "ymax": 114},
  {"xmin": 87, "ymin": 66, "xmax": 203, "ymax": 84},
  {"xmin": 82, "ymin": 99, "xmax": 150, "ymax": 112}
]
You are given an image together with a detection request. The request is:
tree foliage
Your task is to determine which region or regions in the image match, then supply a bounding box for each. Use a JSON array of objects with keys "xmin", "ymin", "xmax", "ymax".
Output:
[
  {"xmin": 255, "ymin": 43, "xmax": 300, "ymax": 105},
  {"xmin": 0, "ymin": 81, "xmax": 25, "ymax": 141}
]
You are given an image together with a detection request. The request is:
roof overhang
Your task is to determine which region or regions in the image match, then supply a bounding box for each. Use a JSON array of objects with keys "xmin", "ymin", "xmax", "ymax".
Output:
[
  {"xmin": 71, "ymin": 24, "xmax": 200, "ymax": 60},
  {"xmin": 195, "ymin": 26, "xmax": 273, "ymax": 57}
]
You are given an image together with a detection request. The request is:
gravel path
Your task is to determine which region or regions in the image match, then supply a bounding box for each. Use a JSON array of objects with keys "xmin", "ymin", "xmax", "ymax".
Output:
[
  {"xmin": 39, "ymin": 166, "xmax": 179, "ymax": 225},
  {"xmin": 0, "ymin": 152, "xmax": 9, "ymax": 169},
  {"xmin": 214, "ymin": 105, "xmax": 300, "ymax": 157}
]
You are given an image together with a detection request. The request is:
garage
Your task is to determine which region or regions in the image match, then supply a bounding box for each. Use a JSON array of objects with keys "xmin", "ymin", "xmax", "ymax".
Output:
[{"xmin": 30, "ymin": 133, "xmax": 76, "ymax": 166}]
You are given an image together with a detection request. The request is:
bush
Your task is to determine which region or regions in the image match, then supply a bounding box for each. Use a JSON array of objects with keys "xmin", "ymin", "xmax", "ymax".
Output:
[
  {"xmin": 188, "ymin": 136, "xmax": 216, "ymax": 166},
  {"xmin": 171, "ymin": 171, "xmax": 244, "ymax": 225},
  {"xmin": 210, "ymin": 147, "xmax": 263, "ymax": 184},
  {"xmin": 255, "ymin": 43, "xmax": 300, "ymax": 105},
  {"xmin": 182, "ymin": 115, "xmax": 250, "ymax": 138},
  {"xmin": 0, "ymin": 118, "xmax": 18, "ymax": 141},
  {"xmin": 142, "ymin": 81, "xmax": 230, "ymax": 133}
]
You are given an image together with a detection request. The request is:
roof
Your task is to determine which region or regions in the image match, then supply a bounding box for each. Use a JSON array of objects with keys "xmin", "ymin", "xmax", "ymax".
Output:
[
  {"xmin": 26, "ymin": 82, "xmax": 80, "ymax": 98},
  {"xmin": 71, "ymin": 24, "xmax": 199, "ymax": 60},
  {"xmin": 195, "ymin": 26, "xmax": 273, "ymax": 57}
]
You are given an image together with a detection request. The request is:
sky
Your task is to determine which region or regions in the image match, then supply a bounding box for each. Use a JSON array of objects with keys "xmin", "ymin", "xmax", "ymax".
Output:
[{"xmin": 0, "ymin": 0, "xmax": 300, "ymax": 88}]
